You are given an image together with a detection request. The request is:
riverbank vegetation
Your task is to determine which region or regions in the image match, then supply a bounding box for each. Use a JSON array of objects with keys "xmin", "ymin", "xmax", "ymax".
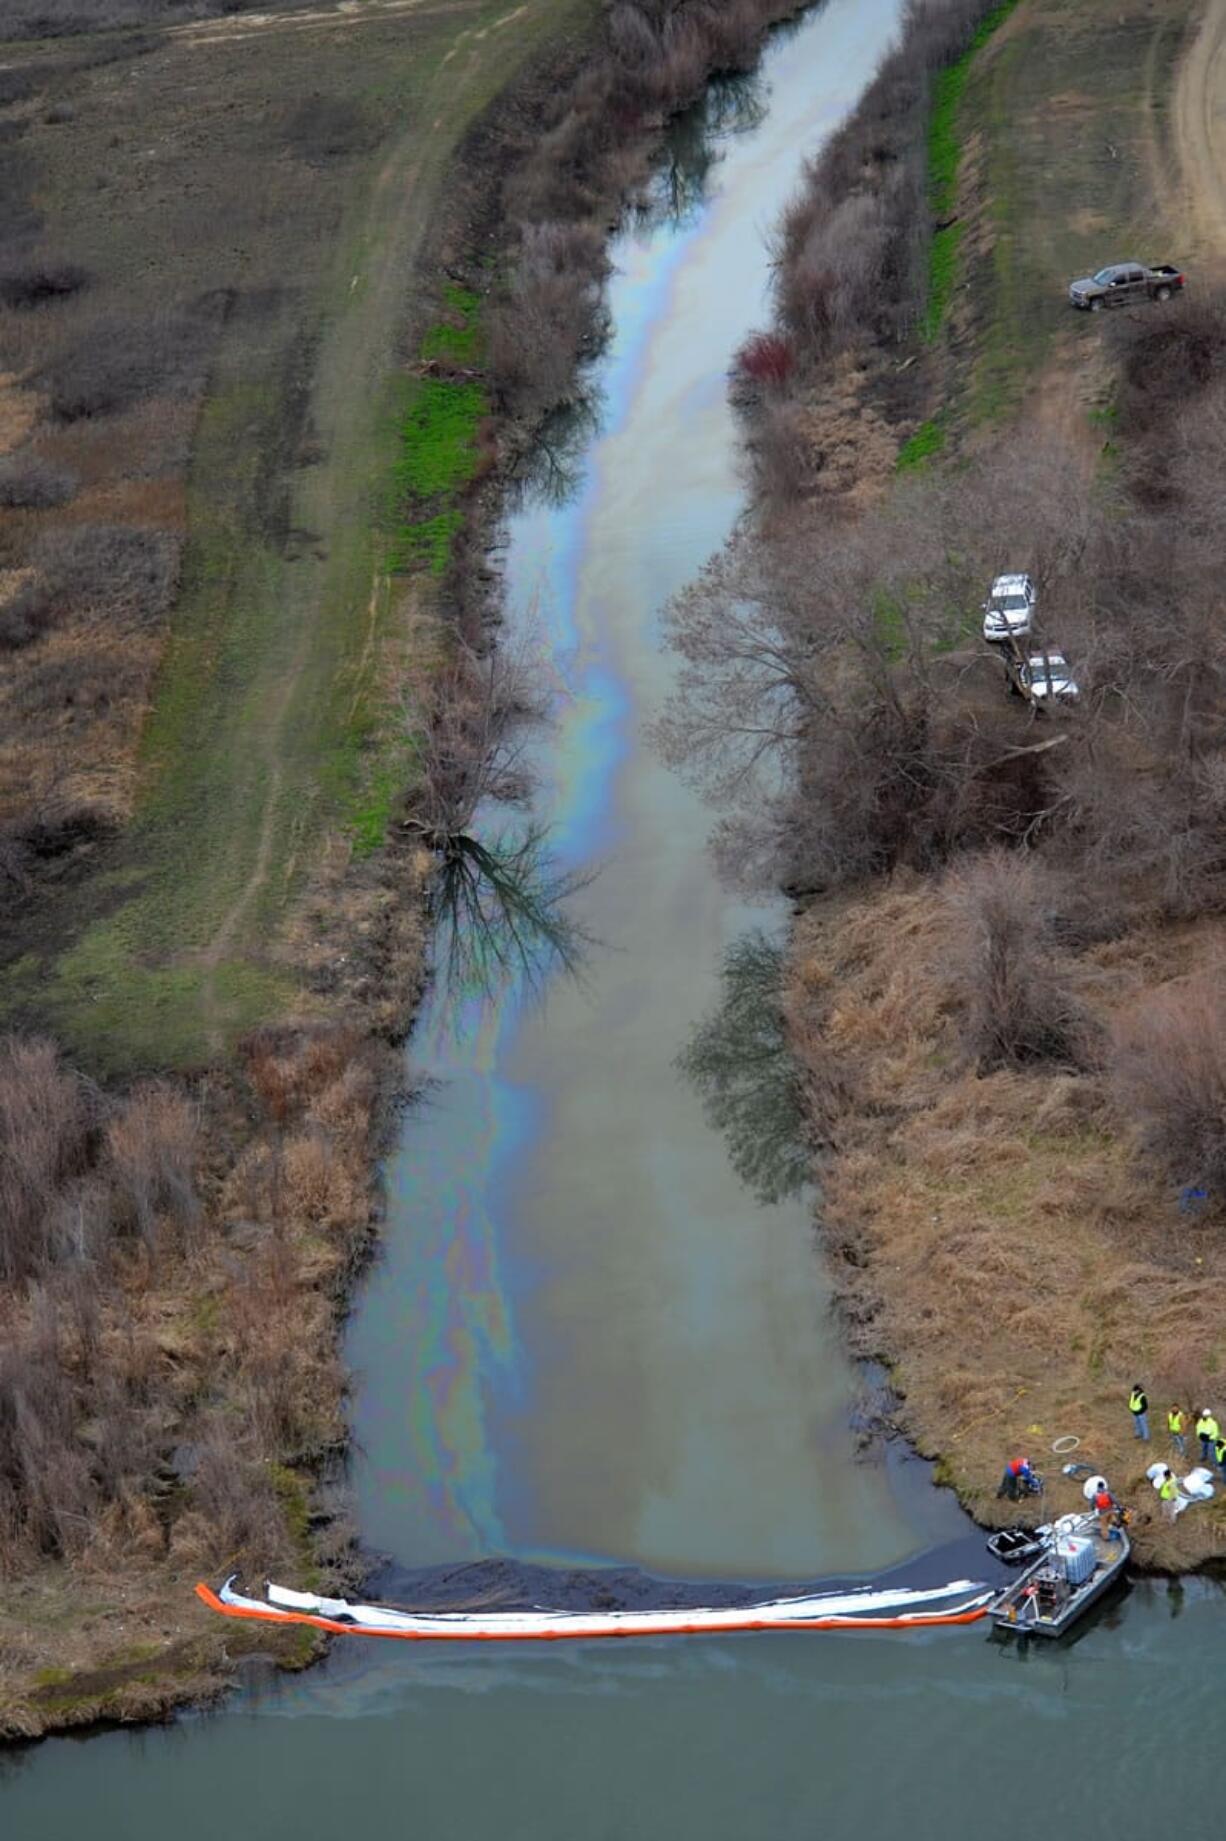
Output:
[{"xmin": 674, "ymin": 0, "xmax": 1226, "ymax": 1566}]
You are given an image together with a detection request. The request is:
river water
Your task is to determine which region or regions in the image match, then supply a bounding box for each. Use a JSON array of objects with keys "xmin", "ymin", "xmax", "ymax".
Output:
[{"xmin": 7, "ymin": 2, "xmax": 1226, "ymax": 1831}]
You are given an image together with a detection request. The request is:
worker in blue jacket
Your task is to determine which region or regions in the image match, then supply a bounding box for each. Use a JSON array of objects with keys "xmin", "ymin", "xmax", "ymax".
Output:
[{"xmin": 997, "ymin": 1456, "xmax": 1035, "ymax": 1501}]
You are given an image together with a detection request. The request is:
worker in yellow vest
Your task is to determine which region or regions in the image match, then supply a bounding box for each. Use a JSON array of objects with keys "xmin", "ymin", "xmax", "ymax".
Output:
[
  {"xmin": 1196, "ymin": 1409, "xmax": 1219, "ymax": 1463},
  {"xmin": 1159, "ymin": 1469, "xmax": 1180, "ymax": 1522},
  {"xmin": 1129, "ymin": 1384, "xmax": 1149, "ymax": 1441},
  {"xmin": 1215, "ymin": 1432, "xmax": 1226, "ymax": 1485},
  {"xmin": 1168, "ymin": 1405, "xmax": 1186, "ymax": 1457}
]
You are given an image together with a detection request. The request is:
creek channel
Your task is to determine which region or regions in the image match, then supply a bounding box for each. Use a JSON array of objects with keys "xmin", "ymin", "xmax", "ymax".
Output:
[{"xmin": 7, "ymin": 1, "xmax": 1226, "ymax": 1832}]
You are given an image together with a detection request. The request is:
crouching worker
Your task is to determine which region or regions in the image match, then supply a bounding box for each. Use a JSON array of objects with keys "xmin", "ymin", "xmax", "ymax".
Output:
[
  {"xmin": 998, "ymin": 1456, "xmax": 1035, "ymax": 1501},
  {"xmin": 1094, "ymin": 1482, "xmax": 1122, "ymax": 1541}
]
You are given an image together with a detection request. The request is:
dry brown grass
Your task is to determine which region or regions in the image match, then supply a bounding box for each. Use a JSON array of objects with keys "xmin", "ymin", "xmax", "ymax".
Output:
[
  {"xmin": 0, "ymin": 1013, "xmax": 389, "ymax": 1733},
  {"xmin": 789, "ymin": 878, "xmax": 1226, "ymax": 1567}
]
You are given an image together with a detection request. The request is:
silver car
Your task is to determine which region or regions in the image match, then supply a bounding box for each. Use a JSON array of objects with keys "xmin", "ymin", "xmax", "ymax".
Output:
[{"xmin": 982, "ymin": 573, "xmax": 1036, "ymax": 644}]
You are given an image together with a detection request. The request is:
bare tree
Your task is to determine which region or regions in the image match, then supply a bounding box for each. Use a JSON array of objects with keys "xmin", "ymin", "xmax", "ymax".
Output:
[
  {"xmin": 946, "ymin": 851, "xmax": 1085, "ymax": 1069},
  {"xmin": 1113, "ymin": 978, "xmax": 1226, "ymax": 1193}
]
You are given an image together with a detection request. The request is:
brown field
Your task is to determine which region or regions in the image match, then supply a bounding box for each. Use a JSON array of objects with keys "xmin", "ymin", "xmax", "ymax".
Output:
[{"xmin": 0, "ymin": 0, "xmax": 599, "ymax": 1077}]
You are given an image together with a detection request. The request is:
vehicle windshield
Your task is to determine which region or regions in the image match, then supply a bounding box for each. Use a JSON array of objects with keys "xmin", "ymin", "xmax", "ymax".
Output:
[
  {"xmin": 992, "ymin": 595, "xmax": 1029, "ymax": 612},
  {"xmin": 1092, "ymin": 268, "xmax": 1118, "ymax": 284}
]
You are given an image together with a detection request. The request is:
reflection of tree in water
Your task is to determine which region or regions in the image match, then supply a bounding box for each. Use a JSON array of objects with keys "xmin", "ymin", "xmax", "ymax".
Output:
[
  {"xmin": 506, "ymin": 384, "xmax": 605, "ymax": 513},
  {"xmin": 430, "ymin": 823, "xmax": 591, "ymax": 1003},
  {"xmin": 410, "ymin": 635, "xmax": 592, "ymax": 1007},
  {"xmin": 679, "ymin": 929, "xmax": 809, "ymax": 1204},
  {"xmin": 635, "ymin": 65, "xmax": 769, "ymax": 233}
]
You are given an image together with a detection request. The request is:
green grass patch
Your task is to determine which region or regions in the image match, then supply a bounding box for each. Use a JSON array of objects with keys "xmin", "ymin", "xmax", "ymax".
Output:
[
  {"xmin": 390, "ymin": 507, "xmax": 464, "ymax": 575},
  {"xmin": 873, "ymin": 588, "xmax": 907, "ymax": 661},
  {"xmin": 929, "ymin": 1, "xmax": 1021, "ymax": 217},
  {"xmin": 394, "ymin": 377, "xmax": 487, "ymax": 500},
  {"xmin": 896, "ymin": 415, "xmax": 947, "ymax": 472},
  {"xmin": 420, "ymin": 282, "xmax": 483, "ymax": 363},
  {"xmin": 388, "ymin": 282, "xmax": 487, "ymax": 579},
  {"xmin": 923, "ymin": 0, "xmax": 1021, "ymax": 342},
  {"xmin": 923, "ymin": 222, "xmax": 964, "ymax": 341}
]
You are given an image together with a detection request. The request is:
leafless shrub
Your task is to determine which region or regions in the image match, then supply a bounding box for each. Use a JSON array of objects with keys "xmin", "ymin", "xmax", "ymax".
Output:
[
  {"xmin": 0, "ymin": 575, "xmax": 57, "ymax": 650},
  {"xmin": 42, "ymin": 305, "xmax": 220, "ymax": 420},
  {"xmin": 752, "ymin": 398, "xmax": 816, "ymax": 502},
  {"xmin": 243, "ymin": 1022, "xmax": 364, "ymax": 1125},
  {"xmin": 190, "ymin": 1426, "xmax": 288, "ymax": 1573},
  {"xmin": 0, "ymin": 1311, "xmax": 94, "ymax": 1563},
  {"xmin": 306, "ymin": 1058, "xmax": 378, "ymax": 1138},
  {"xmin": 0, "ymin": 71, "xmax": 35, "ymax": 107},
  {"xmin": 608, "ymin": 2, "xmax": 660, "ymax": 68},
  {"xmin": 946, "ymin": 852, "xmax": 1085, "ymax": 1069},
  {"xmin": 0, "ymin": 453, "xmax": 78, "ymax": 509},
  {"xmin": 488, "ymin": 222, "xmax": 607, "ymax": 417},
  {"xmin": 0, "ymin": 1036, "xmax": 92, "ymax": 1287},
  {"xmin": 4, "ymin": 523, "xmax": 180, "ymax": 652},
  {"xmin": 281, "ymin": 1129, "xmax": 360, "ymax": 1227},
  {"xmin": 10, "ymin": 645, "xmax": 142, "ymax": 721},
  {"xmin": 0, "ymin": 258, "xmax": 90, "ymax": 309},
  {"xmin": 14, "ymin": 801, "xmax": 119, "ymax": 866},
  {"xmin": 106, "ymin": 1083, "xmax": 201, "ymax": 1251},
  {"xmin": 1110, "ymin": 298, "xmax": 1226, "ymax": 435},
  {"xmin": 1113, "ymin": 979, "xmax": 1226, "ymax": 1193}
]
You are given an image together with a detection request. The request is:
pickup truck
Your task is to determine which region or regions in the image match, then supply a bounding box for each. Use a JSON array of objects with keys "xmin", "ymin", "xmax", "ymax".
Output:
[
  {"xmin": 1068, "ymin": 262, "xmax": 1185, "ymax": 311},
  {"xmin": 1004, "ymin": 647, "xmax": 1080, "ymax": 710}
]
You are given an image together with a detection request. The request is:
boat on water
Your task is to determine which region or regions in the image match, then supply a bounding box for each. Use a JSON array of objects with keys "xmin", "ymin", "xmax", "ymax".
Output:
[
  {"xmin": 988, "ymin": 1512, "xmax": 1129, "ymax": 1638},
  {"xmin": 197, "ymin": 1574, "xmax": 996, "ymax": 1642}
]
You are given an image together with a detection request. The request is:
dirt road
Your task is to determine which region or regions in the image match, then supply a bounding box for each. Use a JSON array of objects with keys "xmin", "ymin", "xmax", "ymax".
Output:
[{"xmin": 1173, "ymin": 0, "xmax": 1226, "ymax": 255}]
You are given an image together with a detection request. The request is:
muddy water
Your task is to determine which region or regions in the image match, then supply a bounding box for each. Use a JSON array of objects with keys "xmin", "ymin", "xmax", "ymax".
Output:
[{"xmin": 8, "ymin": 4, "xmax": 1226, "ymax": 1833}]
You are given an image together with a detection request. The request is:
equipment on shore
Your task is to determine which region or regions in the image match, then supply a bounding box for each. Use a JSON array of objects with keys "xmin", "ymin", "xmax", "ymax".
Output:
[
  {"xmin": 1147, "ymin": 1462, "xmax": 1215, "ymax": 1515},
  {"xmin": 196, "ymin": 1575, "xmax": 995, "ymax": 1642}
]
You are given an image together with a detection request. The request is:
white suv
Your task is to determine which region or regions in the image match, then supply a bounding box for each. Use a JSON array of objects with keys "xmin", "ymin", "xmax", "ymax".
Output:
[{"xmin": 982, "ymin": 573, "xmax": 1036, "ymax": 644}]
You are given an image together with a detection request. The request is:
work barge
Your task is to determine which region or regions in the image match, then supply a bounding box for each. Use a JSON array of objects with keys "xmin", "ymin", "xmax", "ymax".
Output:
[{"xmin": 988, "ymin": 1513, "xmax": 1130, "ymax": 1638}]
